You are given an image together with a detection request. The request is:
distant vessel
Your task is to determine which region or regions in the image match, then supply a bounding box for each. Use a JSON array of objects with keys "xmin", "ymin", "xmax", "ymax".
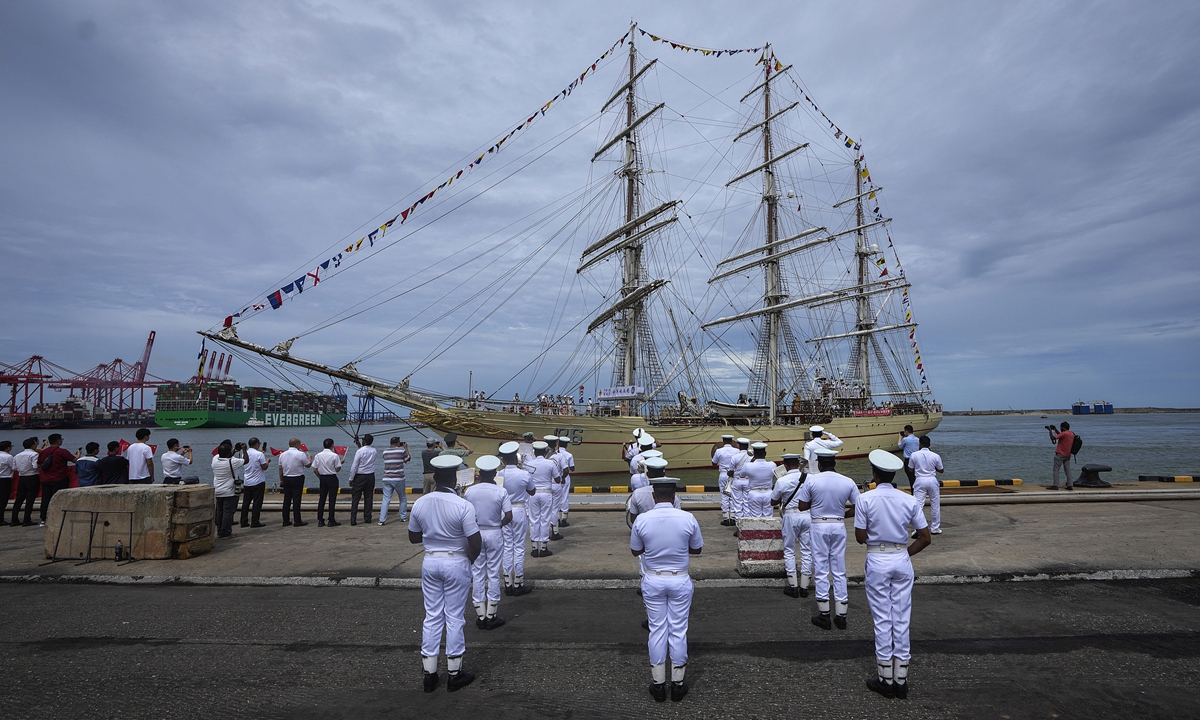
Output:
[
  {"xmin": 23, "ymin": 396, "xmax": 154, "ymax": 429},
  {"xmin": 154, "ymin": 380, "xmax": 345, "ymax": 429},
  {"xmin": 1072, "ymin": 400, "xmax": 1114, "ymax": 415}
]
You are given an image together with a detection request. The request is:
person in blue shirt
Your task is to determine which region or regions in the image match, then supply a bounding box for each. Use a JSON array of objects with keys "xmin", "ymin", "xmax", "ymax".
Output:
[
  {"xmin": 75, "ymin": 442, "xmax": 102, "ymax": 486},
  {"xmin": 896, "ymin": 425, "xmax": 920, "ymax": 487}
]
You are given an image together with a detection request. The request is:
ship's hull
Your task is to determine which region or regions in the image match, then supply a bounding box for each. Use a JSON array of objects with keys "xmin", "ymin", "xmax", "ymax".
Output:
[
  {"xmin": 154, "ymin": 410, "xmax": 344, "ymax": 429},
  {"xmin": 412, "ymin": 408, "xmax": 941, "ymax": 476}
]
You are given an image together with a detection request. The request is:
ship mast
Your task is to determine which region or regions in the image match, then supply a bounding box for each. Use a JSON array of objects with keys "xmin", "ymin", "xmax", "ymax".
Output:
[
  {"xmin": 760, "ymin": 44, "xmax": 781, "ymax": 423},
  {"xmin": 619, "ymin": 22, "xmax": 641, "ymax": 389},
  {"xmin": 853, "ymin": 157, "xmax": 871, "ymax": 399}
]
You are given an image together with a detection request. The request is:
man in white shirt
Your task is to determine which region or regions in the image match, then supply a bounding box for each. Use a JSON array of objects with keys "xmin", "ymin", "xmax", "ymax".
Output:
[
  {"xmin": 349, "ymin": 433, "xmax": 378, "ymax": 526},
  {"xmin": 710, "ymin": 435, "xmax": 738, "ymax": 526},
  {"xmin": 742, "ymin": 442, "xmax": 776, "ymax": 518},
  {"xmin": 160, "ymin": 439, "xmax": 192, "ymax": 484},
  {"xmin": 497, "ymin": 442, "xmax": 536, "ymax": 596},
  {"xmin": 11, "ymin": 438, "xmax": 41, "ymax": 526},
  {"xmin": 311, "ymin": 438, "xmax": 343, "ymax": 528},
  {"xmin": 728, "ymin": 438, "xmax": 752, "ymax": 526},
  {"xmin": 464, "ymin": 455, "xmax": 513, "ymax": 630},
  {"xmin": 0, "ymin": 441, "xmax": 14, "ymax": 525},
  {"xmin": 803, "ymin": 425, "xmax": 844, "ymax": 474},
  {"xmin": 542, "ymin": 436, "xmax": 566, "ymax": 540},
  {"xmin": 627, "ymin": 458, "xmax": 679, "ymax": 524},
  {"xmin": 629, "ymin": 450, "xmax": 662, "ymax": 490},
  {"xmin": 278, "ymin": 438, "xmax": 312, "ymax": 527},
  {"xmin": 628, "ymin": 434, "xmax": 656, "ymax": 476},
  {"xmin": 409, "ymin": 454, "xmax": 482, "ymax": 693},
  {"xmin": 124, "ymin": 428, "xmax": 155, "ymax": 484},
  {"xmin": 797, "ymin": 447, "xmax": 860, "ymax": 630},
  {"xmin": 855, "ymin": 449, "xmax": 931, "ymax": 700},
  {"xmin": 908, "ymin": 435, "xmax": 945, "ymax": 535},
  {"xmin": 771, "ymin": 453, "xmax": 811, "ymax": 598},
  {"xmin": 631, "ymin": 476, "xmax": 704, "ymax": 703},
  {"xmin": 555, "ymin": 435, "xmax": 575, "ymax": 529},
  {"xmin": 239, "ymin": 437, "xmax": 271, "ymax": 528},
  {"xmin": 525, "ymin": 441, "xmax": 560, "ymax": 557}
]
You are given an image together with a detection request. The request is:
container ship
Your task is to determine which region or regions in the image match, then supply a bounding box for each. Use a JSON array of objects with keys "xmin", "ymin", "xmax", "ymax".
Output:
[{"xmin": 154, "ymin": 380, "xmax": 346, "ymax": 429}]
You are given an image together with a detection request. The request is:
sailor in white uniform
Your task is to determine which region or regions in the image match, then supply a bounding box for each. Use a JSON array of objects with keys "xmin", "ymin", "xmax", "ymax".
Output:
[
  {"xmin": 624, "ymin": 428, "xmax": 650, "ymax": 467},
  {"xmin": 803, "ymin": 425, "xmax": 844, "ymax": 474},
  {"xmin": 628, "ymin": 434, "xmax": 657, "ymax": 476},
  {"xmin": 908, "ymin": 435, "xmax": 945, "ymax": 535},
  {"xmin": 711, "ymin": 435, "xmax": 738, "ymax": 525},
  {"xmin": 518, "ymin": 432, "xmax": 536, "ymax": 465},
  {"xmin": 627, "ymin": 457, "xmax": 679, "ymax": 523},
  {"xmin": 542, "ymin": 436, "xmax": 566, "ymax": 540},
  {"xmin": 629, "ymin": 449, "xmax": 662, "ymax": 490},
  {"xmin": 409, "ymin": 454, "xmax": 482, "ymax": 693},
  {"xmin": 855, "ymin": 449, "xmax": 931, "ymax": 700},
  {"xmin": 797, "ymin": 447, "xmax": 859, "ymax": 630},
  {"xmin": 727, "ymin": 437, "xmax": 752, "ymax": 525},
  {"xmin": 771, "ymin": 453, "xmax": 811, "ymax": 598},
  {"xmin": 464, "ymin": 455, "xmax": 512, "ymax": 630},
  {"xmin": 497, "ymin": 442, "xmax": 536, "ymax": 596},
  {"xmin": 742, "ymin": 442, "xmax": 776, "ymax": 517},
  {"xmin": 525, "ymin": 441, "xmax": 561, "ymax": 557},
  {"xmin": 555, "ymin": 435, "xmax": 575, "ymax": 528},
  {"xmin": 631, "ymin": 476, "xmax": 704, "ymax": 703}
]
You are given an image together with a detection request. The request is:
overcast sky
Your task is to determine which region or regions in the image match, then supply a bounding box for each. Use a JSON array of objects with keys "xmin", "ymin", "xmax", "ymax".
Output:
[{"xmin": 2, "ymin": 1, "xmax": 1198, "ymax": 412}]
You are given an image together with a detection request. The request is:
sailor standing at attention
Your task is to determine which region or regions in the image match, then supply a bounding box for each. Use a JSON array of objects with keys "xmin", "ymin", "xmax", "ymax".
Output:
[
  {"xmin": 497, "ymin": 442, "xmax": 535, "ymax": 596},
  {"xmin": 629, "ymin": 449, "xmax": 663, "ymax": 490},
  {"xmin": 525, "ymin": 441, "xmax": 561, "ymax": 557},
  {"xmin": 771, "ymin": 453, "xmax": 811, "ymax": 598},
  {"xmin": 629, "ymin": 434, "xmax": 657, "ymax": 476},
  {"xmin": 542, "ymin": 436, "xmax": 566, "ymax": 540},
  {"xmin": 728, "ymin": 437, "xmax": 752, "ymax": 527},
  {"xmin": 409, "ymin": 455, "xmax": 482, "ymax": 693},
  {"xmin": 711, "ymin": 435, "xmax": 738, "ymax": 526},
  {"xmin": 464, "ymin": 455, "xmax": 512, "ymax": 631},
  {"xmin": 908, "ymin": 435, "xmax": 944, "ymax": 536},
  {"xmin": 631, "ymin": 476, "xmax": 704, "ymax": 703},
  {"xmin": 856, "ymin": 450, "xmax": 931, "ymax": 699},
  {"xmin": 742, "ymin": 442, "xmax": 776, "ymax": 517},
  {"xmin": 555, "ymin": 435, "xmax": 575, "ymax": 528},
  {"xmin": 803, "ymin": 426, "xmax": 844, "ymax": 475},
  {"xmin": 797, "ymin": 447, "xmax": 859, "ymax": 630},
  {"xmin": 627, "ymin": 457, "xmax": 678, "ymax": 525}
]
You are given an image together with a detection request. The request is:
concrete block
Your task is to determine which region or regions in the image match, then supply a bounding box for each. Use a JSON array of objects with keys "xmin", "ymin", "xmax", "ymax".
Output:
[
  {"xmin": 176, "ymin": 535, "xmax": 213, "ymax": 560},
  {"xmin": 44, "ymin": 485, "xmax": 214, "ymax": 561},
  {"xmin": 736, "ymin": 516, "xmax": 785, "ymax": 577}
]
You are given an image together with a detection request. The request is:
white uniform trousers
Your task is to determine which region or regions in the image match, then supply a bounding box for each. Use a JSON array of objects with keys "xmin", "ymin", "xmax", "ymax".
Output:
[
  {"xmin": 912, "ymin": 478, "xmax": 941, "ymax": 533},
  {"xmin": 527, "ymin": 491, "xmax": 553, "ymax": 543},
  {"xmin": 471, "ymin": 527, "xmax": 504, "ymax": 605},
  {"xmin": 718, "ymin": 472, "xmax": 731, "ymax": 515},
  {"xmin": 731, "ymin": 478, "xmax": 750, "ymax": 518},
  {"xmin": 502, "ymin": 505, "xmax": 528, "ymax": 578},
  {"xmin": 559, "ymin": 475, "xmax": 571, "ymax": 513},
  {"xmin": 553, "ymin": 479, "xmax": 570, "ymax": 516},
  {"xmin": 864, "ymin": 551, "xmax": 915, "ymax": 663},
  {"xmin": 810, "ymin": 521, "xmax": 849, "ymax": 603},
  {"xmin": 745, "ymin": 488, "xmax": 773, "ymax": 517},
  {"xmin": 642, "ymin": 573, "xmax": 694, "ymax": 667},
  {"xmin": 421, "ymin": 555, "xmax": 472, "ymax": 658},
  {"xmin": 782, "ymin": 510, "xmax": 812, "ymax": 577}
]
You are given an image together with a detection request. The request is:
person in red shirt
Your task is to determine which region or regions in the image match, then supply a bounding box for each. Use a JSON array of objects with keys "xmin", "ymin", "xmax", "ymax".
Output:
[
  {"xmin": 1046, "ymin": 422, "xmax": 1075, "ymax": 491},
  {"xmin": 37, "ymin": 433, "xmax": 76, "ymax": 526}
]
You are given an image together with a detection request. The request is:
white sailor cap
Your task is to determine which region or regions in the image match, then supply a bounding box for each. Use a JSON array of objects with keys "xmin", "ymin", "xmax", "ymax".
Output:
[
  {"xmin": 721, "ymin": 434, "xmax": 734, "ymax": 440},
  {"xmin": 475, "ymin": 455, "xmax": 501, "ymax": 472},
  {"xmin": 810, "ymin": 425, "xmax": 824, "ymax": 434},
  {"xmin": 638, "ymin": 434, "xmax": 656, "ymax": 447},
  {"xmin": 814, "ymin": 447, "xmax": 840, "ymax": 458},
  {"xmin": 650, "ymin": 475, "xmax": 680, "ymax": 488},
  {"xmin": 543, "ymin": 435, "xmax": 560, "ymax": 443},
  {"xmin": 632, "ymin": 428, "xmax": 644, "ymax": 437},
  {"xmin": 532, "ymin": 441, "xmax": 549, "ymax": 450},
  {"xmin": 644, "ymin": 457, "xmax": 669, "ymax": 471},
  {"xmin": 751, "ymin": 442, "xmax": 768, "ymax": 450},
  {"xmin": 736, "ymin": 437, "xmax": 751, "ymax": 445},
  {"xmin": 869, "ymin": 449, "xmax": 905, "ymax": 473},
  {"xmin": 430, "ymin": 455, "xmax": 463, "ymax": 470},
  {"xmin": 782, "ymin": 453, "xmax": 801, "ymax": 461},
  {"xmin": 642, "ymin": 449, "xmax": 663, "ymax": 459},
  {"xmin": 498, "ymin": 441, "xmax": 520, "ymax": 455},
  {"xmin": 558, "ymin": 436, "xmax": 571, "ymax": 444}
]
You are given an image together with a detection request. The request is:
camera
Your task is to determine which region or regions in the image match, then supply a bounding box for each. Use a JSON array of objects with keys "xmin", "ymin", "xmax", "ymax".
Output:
[{"xmin": 1045, "ymin": 425, "xmax": 1056, "ymax": 431}]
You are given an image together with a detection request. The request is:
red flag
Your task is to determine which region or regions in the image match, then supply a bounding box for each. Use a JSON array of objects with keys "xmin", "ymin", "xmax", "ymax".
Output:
[
  {"xmin": 223, "ymin": 316, "xmax": 233, "ymax": 328},
  {"xmin": 269, "ymin": 447, "xmax": 282, "ymax": 456},
  {"xmin": 118, "ymin": 439, "xmax": 130, "ymax": 454},
  {"xmin": 334, "ymin": 445, "xmax": 348, "ymax": 456},
  {"xmin": 211, "ymin": 446, "xmax": 220, "ymax": 456}
]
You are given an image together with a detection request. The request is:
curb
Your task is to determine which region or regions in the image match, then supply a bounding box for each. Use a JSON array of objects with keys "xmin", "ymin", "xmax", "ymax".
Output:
[
  {"xmin": 0, "ymin": 568, "xmax": 1194, "ymax": 590},
  {"xmin": 1139, "ymin": 475, "xmax": 1197, "ymax": 483}
]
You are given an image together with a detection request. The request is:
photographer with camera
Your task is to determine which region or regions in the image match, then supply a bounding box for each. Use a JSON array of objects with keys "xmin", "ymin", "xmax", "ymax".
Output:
[
  {"xmin": 1046, "ymin": 422, "xmax": 1076, "ymax": 491},
  {"xmin": 421, "ymin": 437, "xmax": 443, "ymax": 495},
  {"xmin": 160, "ymin": 439, "xmax": 193, "ymax": 485},
  {"xmin": 212, "ymin": 440, "xmax": 246, "ymax": 539}
]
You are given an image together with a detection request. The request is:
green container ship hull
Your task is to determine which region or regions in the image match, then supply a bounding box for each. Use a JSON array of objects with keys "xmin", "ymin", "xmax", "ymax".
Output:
[{"xmin": 154, "ymin": 410, "xmax": 344, "ymax": 429}]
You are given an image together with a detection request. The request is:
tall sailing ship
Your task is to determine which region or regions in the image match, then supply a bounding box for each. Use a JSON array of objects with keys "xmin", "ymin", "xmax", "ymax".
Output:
[{"xmin": 201, "ymin": 24, "xmax": 941, "ymax": 475}]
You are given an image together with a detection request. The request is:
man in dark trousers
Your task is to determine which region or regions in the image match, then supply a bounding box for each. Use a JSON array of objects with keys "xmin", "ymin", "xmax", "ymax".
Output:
[
  {"xmin": 11, "ymin": 438, "xmax": 42, "ymax": 526},
  {"xmin": 1047, "ymin": 422, "xmax": 1076, "ymax": 491},
  {"xmin": 37, "ymin": 434, "xmax": 76, "ymax": 526},
  {"xmin": 349, "ymin": 434, "xmax": 378, "ymax": 526}
]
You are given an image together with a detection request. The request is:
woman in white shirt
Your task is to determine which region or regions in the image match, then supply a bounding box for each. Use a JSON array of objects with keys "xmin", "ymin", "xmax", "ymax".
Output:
[{"xmin": 211, "ymin": 441, "xmax": 245, "ymax": 539}]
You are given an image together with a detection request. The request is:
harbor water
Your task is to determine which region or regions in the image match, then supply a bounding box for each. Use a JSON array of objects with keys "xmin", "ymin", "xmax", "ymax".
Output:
[{"xmin": 1, "ymin": 413, "xmax": 1196, "ymax": 490}]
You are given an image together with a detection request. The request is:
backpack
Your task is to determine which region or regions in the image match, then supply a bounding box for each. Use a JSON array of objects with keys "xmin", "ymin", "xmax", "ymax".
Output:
[{"xmin": 1070, "ymin": 433, "xmax": 1083, "ymax": 457}]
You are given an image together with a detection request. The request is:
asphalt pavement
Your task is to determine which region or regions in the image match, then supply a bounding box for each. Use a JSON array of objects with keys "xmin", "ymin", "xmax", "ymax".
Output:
[{"xmin": 2, "ymin": 577, "xmax": 1198, "ymax": 719}]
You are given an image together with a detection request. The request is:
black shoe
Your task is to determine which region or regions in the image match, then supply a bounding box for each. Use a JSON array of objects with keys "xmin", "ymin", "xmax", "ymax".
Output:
[
  {"xmin": 327, "ymin": 520, "xmax": 340, "ymax": 527},
  {"xmin": 475, "ymin": 617, "xmax": 486, "ymax": 629},
  {"xmin": 512, "ymin": 584, "xmax": 532, "ymax": 596},
  {"xmin": 649, "ymin": 683, "xmax": 666, "ymax": 703},
  {"xmin": 505, "ymin": 585, "xmax": 513, "ymax": 596},
  {"xmin": 560, "ymin": 520, "xmax": 570, "ymax": 527},
  {"xmin": 894, "ymin": 681, "xmax": 908, "ymax": 699},
  {"xmin": 251, "ymin": 523, "xmax": 266, "ymax": 528},
  {"xmin": 866, "ymin": 677, "xmax": 895, "ymax": 698},
  {"xmin": 834, "ymin": 614, "xmax": 847, "ymax": 630},
  {"xmin": 282, "ymin": 521, "xmax": 292, "ymax": 527},
  {"xmin": 641, "ymin": 618, "xmax": 649, "ymax": 631},
  {"xmin": 447, "ymin": 671, "xmax": 475, "ymax": 692},
  {"xmin": 217, "ymin": 533, "xmax": 232, "ymax": 539},
  {"xmin": 294, "ymin": 520, "xmax": 308, "ymax": 527},
  {"xmin": 550, "ymin": 532, "xmax": 564, "ymax": 541},
  {"xmin": 1065, "ymin": 486, "xmax": 1074, "ymax": 491},
  {"xmin": 318, "ymin": 519, "xmax": 326, "ymax": 527},
  {"xmin": 719, "ymin": 518, "xmax": 730, "ymax": 526},
  {"xmin": 350, "ymin": 519, "xmax": 357, "ymax": 526},
  {"xmin": 240, "ymin": 522, "xmax": 250, "ymax": 528},
  {"xmin": 812, "ymin": 613, "xmax": 832, "ymax": 630},
  {"xmin": 733, "ymin": 529, "xmax": 739, "ymax": 537},
  {"xmin": 539, "ymin": 548, "xmax": 553, "ymax": 557},
  {"xmin": 423, "ymin": 672, "xmax": 440, "ymax": 693},
  {"xmin": 22, "ymin": 521, "xmax": 36, "ymax": 527},
  {"xmin": 485, "ymin": 616, "xmax": 506, "ymax": 630},
  {"xmin": 531, "ymin": 549, "xmax": 540, "ymax": 557},
  {"xmin": 671, "ymin": 681, "xmax": 688, "ymax": 702},
  {"xmin": 637, "ymin": 587, "xmax": 643, "ymax": 597},
  {"xmin": 784, "ymin": 586, "xmax": 800, "ymax": 598},
  {"xmin": 799, "ymin": 586, "xmax": 809, "ymax": 598}
]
